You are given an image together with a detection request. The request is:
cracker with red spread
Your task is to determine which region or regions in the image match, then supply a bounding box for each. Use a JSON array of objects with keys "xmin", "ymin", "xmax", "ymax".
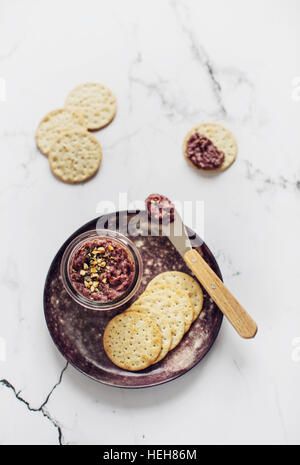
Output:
[{"xmin": 183, "ymin": 122, "xmax": 237, "ymax": 172}]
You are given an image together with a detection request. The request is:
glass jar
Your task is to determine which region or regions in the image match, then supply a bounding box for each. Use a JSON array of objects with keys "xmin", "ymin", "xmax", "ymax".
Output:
[{"xmin": 60, "ymin": 229, "xmax": 143, "ymax": 311}]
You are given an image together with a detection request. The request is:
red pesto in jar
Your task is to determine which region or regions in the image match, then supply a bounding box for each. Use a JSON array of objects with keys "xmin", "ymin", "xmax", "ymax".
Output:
[
  {"xmin": 69, "ymin": 237, "xmax": 135, "ymax": 302},
  {"xmin": 145, "ymin": 194, "xmax": 175, "ymax": 224}
]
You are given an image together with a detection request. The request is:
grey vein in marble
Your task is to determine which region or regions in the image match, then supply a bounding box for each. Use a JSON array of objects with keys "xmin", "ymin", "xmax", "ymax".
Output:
[
  {"xmin": 0, "ymin": 363, "xmax": 68, "ymax": 445},
  {"xmin": 127, "ymin": 36, "xmax": 200, "ymax": 121},
  {"xmin": 243, "ymin": 160, "xmax": 300, "ymax": 193},
  {"xmin": 0, "ymin": 41, "xmax": 21, "ymax": 62},
  {"xmin": 218, "ymin": 66, "xmax": 256, "ymax": 123},
  {"xmin": 170, "ymin": 0, "xmax": 227, "ymax": 117},
  {"xmin": 128, "ymin": 49, "xmax": 143, "ymax": 113},
  {"xmin": 129, "ymin": 69, "xmax": 199, "ymax": 121}
]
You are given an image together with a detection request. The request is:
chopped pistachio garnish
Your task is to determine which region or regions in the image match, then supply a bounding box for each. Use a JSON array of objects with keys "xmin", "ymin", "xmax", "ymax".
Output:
[{"xmin": 74, "ymin": 241, "xmax": 129, "ymax": 297}]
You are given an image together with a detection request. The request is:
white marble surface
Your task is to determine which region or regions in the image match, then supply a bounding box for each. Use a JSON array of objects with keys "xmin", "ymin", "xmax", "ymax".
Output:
[{"xmin": 0, "ymin": 0, "xmax": 300, "ymax": 445}]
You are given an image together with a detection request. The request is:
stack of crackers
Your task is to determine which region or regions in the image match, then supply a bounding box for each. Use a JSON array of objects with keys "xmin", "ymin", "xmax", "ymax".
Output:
[
  {"xmin": 36, "ymin": 82, "xmax": 117, "ymax": 183},
  {"xmin": 103, "ymin": 271, "xmax": 204, "ymax": 371}
]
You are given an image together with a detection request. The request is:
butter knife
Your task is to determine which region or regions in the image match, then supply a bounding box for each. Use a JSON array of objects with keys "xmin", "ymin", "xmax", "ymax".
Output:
[{"xmin": 161, "ymin": 211, "xmax": 257, "ymax": 339}]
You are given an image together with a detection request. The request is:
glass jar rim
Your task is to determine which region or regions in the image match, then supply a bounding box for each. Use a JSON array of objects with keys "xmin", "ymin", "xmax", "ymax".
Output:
[{"xmin": 60, "ymin": 229, "xmax": 143, "ymax": 311}]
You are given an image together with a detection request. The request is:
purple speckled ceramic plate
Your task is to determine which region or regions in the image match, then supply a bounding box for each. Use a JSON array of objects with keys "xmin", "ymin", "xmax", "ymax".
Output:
[{"xmin": 44, "ymin": 211, "xmax": 223, "ymax": 388}]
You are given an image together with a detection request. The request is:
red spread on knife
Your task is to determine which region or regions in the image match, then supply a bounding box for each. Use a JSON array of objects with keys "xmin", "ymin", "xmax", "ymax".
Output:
[{"xmin": 145, "ymin": 194, "xmax": 175, "ymax": 224}]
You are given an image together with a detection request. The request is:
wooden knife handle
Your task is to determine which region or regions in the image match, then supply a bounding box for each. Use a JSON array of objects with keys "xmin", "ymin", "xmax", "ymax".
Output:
[{"xmin": 184, "ymin": 248, "xmax": 257, "ymax": 339}]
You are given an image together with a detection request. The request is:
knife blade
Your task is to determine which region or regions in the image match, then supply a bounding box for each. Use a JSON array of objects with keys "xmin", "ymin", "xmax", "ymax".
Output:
[{"xmin": 161, "ymin": 210, "xmax": 193, "ymax": 257}]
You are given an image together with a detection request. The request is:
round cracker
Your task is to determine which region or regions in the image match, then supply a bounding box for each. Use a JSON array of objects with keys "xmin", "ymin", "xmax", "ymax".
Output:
[
  {"xmin": 48, "ymin": 130, "xmax": 102, "ymax": 183},
  {"xmin": 131, "ymin": 293, "xmax": 185, "ymax": 350},
  {"xmin": 147, "ymin": 271, "xmax": 204, "ymax": 322},
  {"xmin": 125, "ymin": 304, "xmax": 172, "ymax": 363},
  {"xmin": 143, "ymin": 286, "xmax": 193, "ymax": 333},
  {"xmin": 36, "ymin": 108, "xmax": 87, "ymax": 157},
  {"xmin": 103, "ymin": 311, "xmax": 162, "ymax": 372},
  {"xmin": 183, "ymin": 122, "xmax": 238, "ymax": 172},
  {"xmin": 65, "ymin": 82, "xmax": 117, "ymax": 130}
]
